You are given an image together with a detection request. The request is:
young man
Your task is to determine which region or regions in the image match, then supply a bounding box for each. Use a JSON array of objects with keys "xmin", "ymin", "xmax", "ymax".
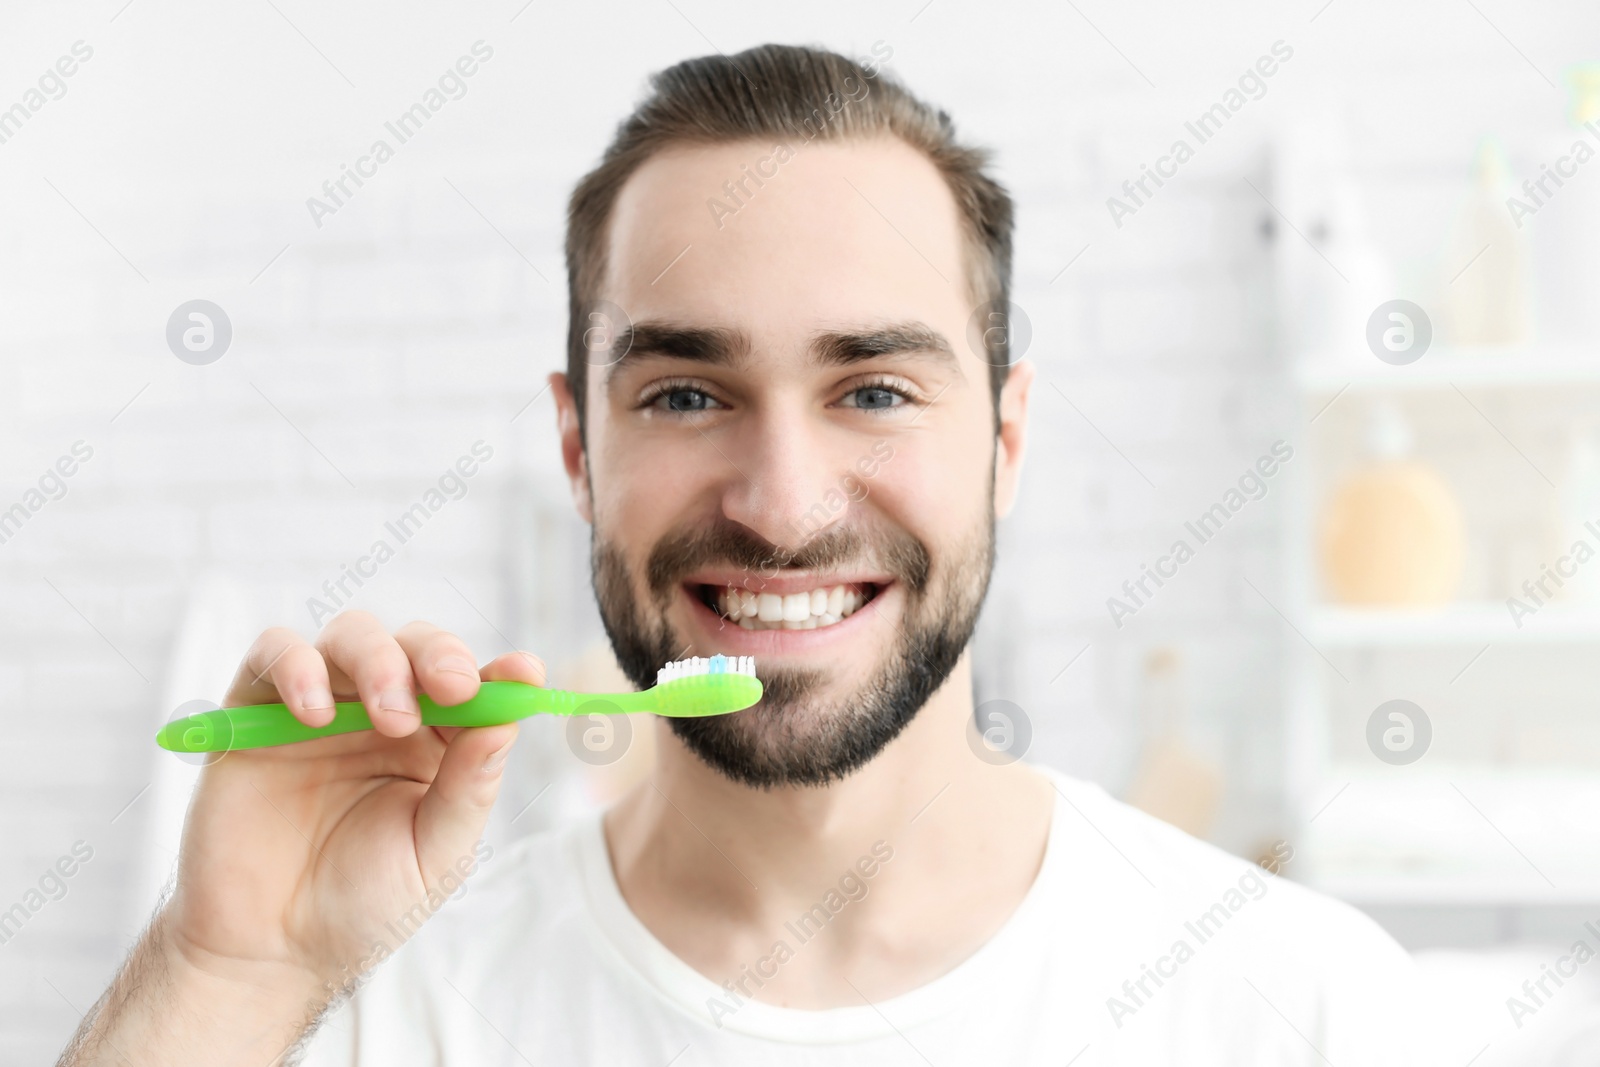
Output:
[{"xmin": 63, "ymin": 45, "xmax": 1431, "ymax": 1065}]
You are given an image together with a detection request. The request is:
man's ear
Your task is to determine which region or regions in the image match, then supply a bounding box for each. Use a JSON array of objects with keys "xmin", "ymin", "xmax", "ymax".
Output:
[
  {"xmin": 550, "ymin": 372, "xmax": 594, "ymax": 523},
  {"xmin": 993, "ymin": 359, "xmax": 1034, "ymax": 520}
]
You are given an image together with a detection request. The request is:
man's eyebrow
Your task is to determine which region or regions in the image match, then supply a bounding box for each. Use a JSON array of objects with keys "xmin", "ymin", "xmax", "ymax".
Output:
[
  {"xmin": 811, "ymin": 323, "xmax": 959, "ymax": 369},
  {"xmin": 603, "ymin": 320, "xmax": 960, "ymax": 382},
  {"xmin": 605, "ymin": 322, "xmax": 751, "ymax": 382}
]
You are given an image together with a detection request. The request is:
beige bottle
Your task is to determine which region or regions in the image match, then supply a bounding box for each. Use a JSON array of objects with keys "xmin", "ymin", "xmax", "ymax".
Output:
[
  {"xmin": 1125, "ymin": 648, "xmax": 1221, "ymax": 838},
  {"xmin": 1319, "ymin": 399, "xmax": 1467, "ymax": 606},
  {"xmin": 1529, "ymin": 64, "xmax": 1600, "ymax": 345},
  {"xmin": 1439, "ymin": 137, "xmax": 1530, "ymax": 346}
]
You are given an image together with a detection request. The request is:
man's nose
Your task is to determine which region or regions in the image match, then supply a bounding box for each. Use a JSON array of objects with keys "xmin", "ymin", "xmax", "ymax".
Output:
[{"xmin": 717, "ymin": 412, "xmax": 851, "ymax": 555}]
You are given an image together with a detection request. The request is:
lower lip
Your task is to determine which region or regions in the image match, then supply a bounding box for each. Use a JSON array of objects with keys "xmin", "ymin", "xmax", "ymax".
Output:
[{"xmin": 682, "ymin": 583, "xmax": 893, "ymax": 654}]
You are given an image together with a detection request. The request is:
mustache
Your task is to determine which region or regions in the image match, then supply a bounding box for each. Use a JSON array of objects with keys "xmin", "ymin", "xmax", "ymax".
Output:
[{"xmin": 645, "ymin": 519, "xmax": 931, "ymax": 601}]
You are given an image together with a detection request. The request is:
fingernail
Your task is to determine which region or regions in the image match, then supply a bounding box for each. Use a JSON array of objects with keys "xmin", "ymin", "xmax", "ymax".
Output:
[
  {"xmin": 483, "ymin": 743, "xmax": 513, "ymax": 774},
  {"xmin": 435, "ymin": 656, "xmax": 479, "ymax": 679},
  {"xmin": 379, "ymin": 688, "xmax": 419, "ymax": 717},
  {"xmin": 302, "ymin": 687, "xmax": 335, "ymax": 713}
]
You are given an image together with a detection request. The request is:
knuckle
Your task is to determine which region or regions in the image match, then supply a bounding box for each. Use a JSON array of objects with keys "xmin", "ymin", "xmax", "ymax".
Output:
[
  {"xmin": 397, "ymin": 619, "xmax": 440, "ymax": 641},
  {"xmin": 246, "ymin": 627, "xmax": 306, "ymax": 685},
  {"xmin": 315, "ymin": 609, "xmax": 381, "ymax": 645},
  {"xmin": 314, "ymin": 615, "xmax": 416, "ymax": 691},
  {"xmin": 319, "ymin": 619, "xmax": 388, "ymax": 659},
  {"xmin": 282, "ymin": 643, "xmax": 327, "ymax": 677},
  {"xmin": 425, "ymin": 630, "xmax": 473, "ymax": 661},
  {"xmin": 246, "ymin": 626, "xmax": 293, "ymax": 665},
  {"xmin": 258, "ymin": 625, "xmax": 301, "ymax": 649},
  {"xmin": 352, "ymin": 637, "xmax": 415, "ymax": 687},
  {"xmin": 512, "ymin": 650, "xmax": 547, "ymax": 680}
]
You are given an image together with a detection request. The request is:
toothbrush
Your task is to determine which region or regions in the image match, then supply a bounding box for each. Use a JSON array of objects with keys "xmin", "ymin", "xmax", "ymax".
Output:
[{"xmin": 157, "ymin": 654, "xmax": 761, "ymax": 754}]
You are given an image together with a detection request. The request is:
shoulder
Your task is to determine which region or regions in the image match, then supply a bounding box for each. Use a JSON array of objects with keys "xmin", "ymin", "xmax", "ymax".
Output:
[
  {"xmin": 1039, "ymin": 766, "xmax": 1411, "ymax": 969},
  {"xmin": 1038, "ymin": 767, "xmax": 1441, "ymax": 1061}
]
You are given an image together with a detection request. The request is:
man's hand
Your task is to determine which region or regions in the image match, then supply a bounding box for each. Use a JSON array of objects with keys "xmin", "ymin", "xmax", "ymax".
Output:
[{"xmin": 59, "ymin": 612, "xmax": 540, "ymax": 1067}]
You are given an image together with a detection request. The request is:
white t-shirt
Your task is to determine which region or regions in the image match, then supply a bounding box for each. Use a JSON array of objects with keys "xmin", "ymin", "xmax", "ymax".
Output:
[{"xmin": 298, "ymin": 767, "xmax": 1437, "ymax": 1066}]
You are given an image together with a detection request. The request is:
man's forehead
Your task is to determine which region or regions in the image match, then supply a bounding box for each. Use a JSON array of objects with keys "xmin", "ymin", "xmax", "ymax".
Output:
[{"xmin": 601, "ymin": 137, "xmax": 969, "ymax": 323}]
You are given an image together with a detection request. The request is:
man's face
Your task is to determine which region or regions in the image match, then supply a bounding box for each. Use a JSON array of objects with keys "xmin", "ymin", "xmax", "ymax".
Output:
[{"xmin": 554, "ymin": 136, "xmax": 1031, "ymax": 787}]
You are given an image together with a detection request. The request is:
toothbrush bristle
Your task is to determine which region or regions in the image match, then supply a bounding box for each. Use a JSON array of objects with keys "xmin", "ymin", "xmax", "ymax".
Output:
[{"xmin": 655, "ymin": 655, "xmax": 757, "ymax": 686}]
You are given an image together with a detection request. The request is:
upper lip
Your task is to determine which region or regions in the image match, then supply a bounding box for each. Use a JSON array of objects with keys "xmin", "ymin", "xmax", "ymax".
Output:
[{"xmin": 680, "ymin": 568, "xmax": 893, "ymax": 596}]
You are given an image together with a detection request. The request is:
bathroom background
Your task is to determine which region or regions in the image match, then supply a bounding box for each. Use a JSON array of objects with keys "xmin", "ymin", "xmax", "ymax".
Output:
[{"xmin": 4, "ymin": 0, "xmax": 1600, "ymax": 1061}]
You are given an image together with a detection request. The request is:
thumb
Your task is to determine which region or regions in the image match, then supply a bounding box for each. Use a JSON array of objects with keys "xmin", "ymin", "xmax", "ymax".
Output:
[{"xmin": 412, "ymin": 722, "xmax": 517, "ymax": 889}]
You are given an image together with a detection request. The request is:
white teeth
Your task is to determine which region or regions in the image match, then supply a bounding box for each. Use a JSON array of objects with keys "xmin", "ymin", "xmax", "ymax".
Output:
[
  {"xmin": 757, "ymin": 593, "xmax": 784, "ymax": 622},
  {"xmin": 710, "ymin": 582, "xmax": 872, "ymax": 631}
]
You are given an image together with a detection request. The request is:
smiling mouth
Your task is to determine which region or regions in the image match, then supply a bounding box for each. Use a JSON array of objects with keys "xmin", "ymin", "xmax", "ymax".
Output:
[{"xmin": 695, "ymin": 582, "xmax": 882, "ymax": 631}]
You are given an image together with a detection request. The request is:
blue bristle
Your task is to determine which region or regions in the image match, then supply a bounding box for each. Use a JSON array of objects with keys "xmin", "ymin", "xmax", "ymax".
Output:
[{"xmin": 709, "ymin": 653, "xmax": 727, "ymax": 673}]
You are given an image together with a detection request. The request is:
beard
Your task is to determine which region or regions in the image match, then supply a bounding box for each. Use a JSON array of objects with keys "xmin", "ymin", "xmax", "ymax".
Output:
[{"xmin": 590, "ymin": 506, "xmax": 995, "ymax": 789}]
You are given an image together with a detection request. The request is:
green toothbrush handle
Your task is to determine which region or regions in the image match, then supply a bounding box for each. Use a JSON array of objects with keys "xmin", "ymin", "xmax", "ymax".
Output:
[{"xmin": 157, "ymin": 681, "xmax": 652, "ymax": 753}]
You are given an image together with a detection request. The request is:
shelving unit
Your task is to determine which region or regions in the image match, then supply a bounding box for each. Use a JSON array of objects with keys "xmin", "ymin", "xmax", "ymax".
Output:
[
  {"xmin": 1306, "ymin": 603, "xmax": 1600, "ymax": 646},
  {"xmin": 1294, "ymin": 771, "xmax": 1600, "ymax": 906},
  {"xmin": 1295, "ymin": 346, "xmax": 1600, "ymax": 393},
  {"xmin": 1283, "ymin": 349, "xmax": 1600, "ymax": 910}
]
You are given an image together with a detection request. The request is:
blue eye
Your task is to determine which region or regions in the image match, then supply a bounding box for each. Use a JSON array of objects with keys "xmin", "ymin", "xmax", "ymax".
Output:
[
  {"xmin": 846, "ymin": 386, "xmax": 903, "ymax": 410},
  {"xmin": 659, "ymin": 388, "xmax": 713, "ymax": 412}
]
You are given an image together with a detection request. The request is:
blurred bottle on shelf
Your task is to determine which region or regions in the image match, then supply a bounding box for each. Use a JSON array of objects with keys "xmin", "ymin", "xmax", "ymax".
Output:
[
  {"xmin": 1528, "ymin": 63, "xmax": 1600, "ymax": 347},
  {"xmin": 1438, "ymin": 137, "xmax": 1530, "ymax": 347},
  {"xmin": 1125, "ymin": 647, "xmax": 1221, "ymax": 839},
  {"xmin": 1272, "ymin": 108, "xmax": 1396, "ymax": 367},
  {"xmin": 1318, "ymin": 398, "xmax": 1466, "ymax": 606}
]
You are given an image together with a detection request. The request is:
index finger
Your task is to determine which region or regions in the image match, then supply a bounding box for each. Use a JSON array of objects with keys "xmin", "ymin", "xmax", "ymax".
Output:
[
  {"xmin": 222, "ymin": 626, "xmax": 338, "ymax": 728},
  {"xmin": 395, "ymin": 621, "xmax": 484, "ymax": 707}
]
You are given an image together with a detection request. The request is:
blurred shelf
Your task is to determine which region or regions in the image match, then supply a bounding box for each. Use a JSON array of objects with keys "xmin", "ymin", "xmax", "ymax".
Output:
[
  {"xmin": 1298, "ymin": 771, "xmax": 1600, "ymax": 907},
  {"xmin": 1306, "ymin": 872, "xmax": 1600, "ymax": 907},
  {"xmin": 1295, "ymin": 345, "xmax": 1600, "ymax": 393},
  {"xmin": 1303, "ymin": 603, "xmax": 1600, "ymax": 646}
]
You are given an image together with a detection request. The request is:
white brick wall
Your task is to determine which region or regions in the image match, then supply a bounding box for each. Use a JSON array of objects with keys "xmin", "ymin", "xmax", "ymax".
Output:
[{"xmin": 4, "ymin": 0, "xmax": 1598, "ymax": 1058}]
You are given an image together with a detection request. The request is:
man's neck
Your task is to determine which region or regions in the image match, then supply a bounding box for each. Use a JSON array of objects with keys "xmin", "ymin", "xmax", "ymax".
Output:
[{"xmin": 603, "ymin": 656, "xmax": 1055, "ymax": 1008}]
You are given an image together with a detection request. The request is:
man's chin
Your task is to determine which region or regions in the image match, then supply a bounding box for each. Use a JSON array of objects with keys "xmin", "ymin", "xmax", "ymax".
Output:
[
  {"xmin": 591, "ymin": 514, "xmax": 996, "ymax": 787},
  {"xmin": 665, "ymin": 661, "xmax": 923, "ymax": 789}
]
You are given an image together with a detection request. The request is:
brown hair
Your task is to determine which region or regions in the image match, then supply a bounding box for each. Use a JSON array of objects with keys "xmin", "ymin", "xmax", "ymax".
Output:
[{"xmin": 564, "ymin": 43, "xmax": 1014, "ymax": 441}]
